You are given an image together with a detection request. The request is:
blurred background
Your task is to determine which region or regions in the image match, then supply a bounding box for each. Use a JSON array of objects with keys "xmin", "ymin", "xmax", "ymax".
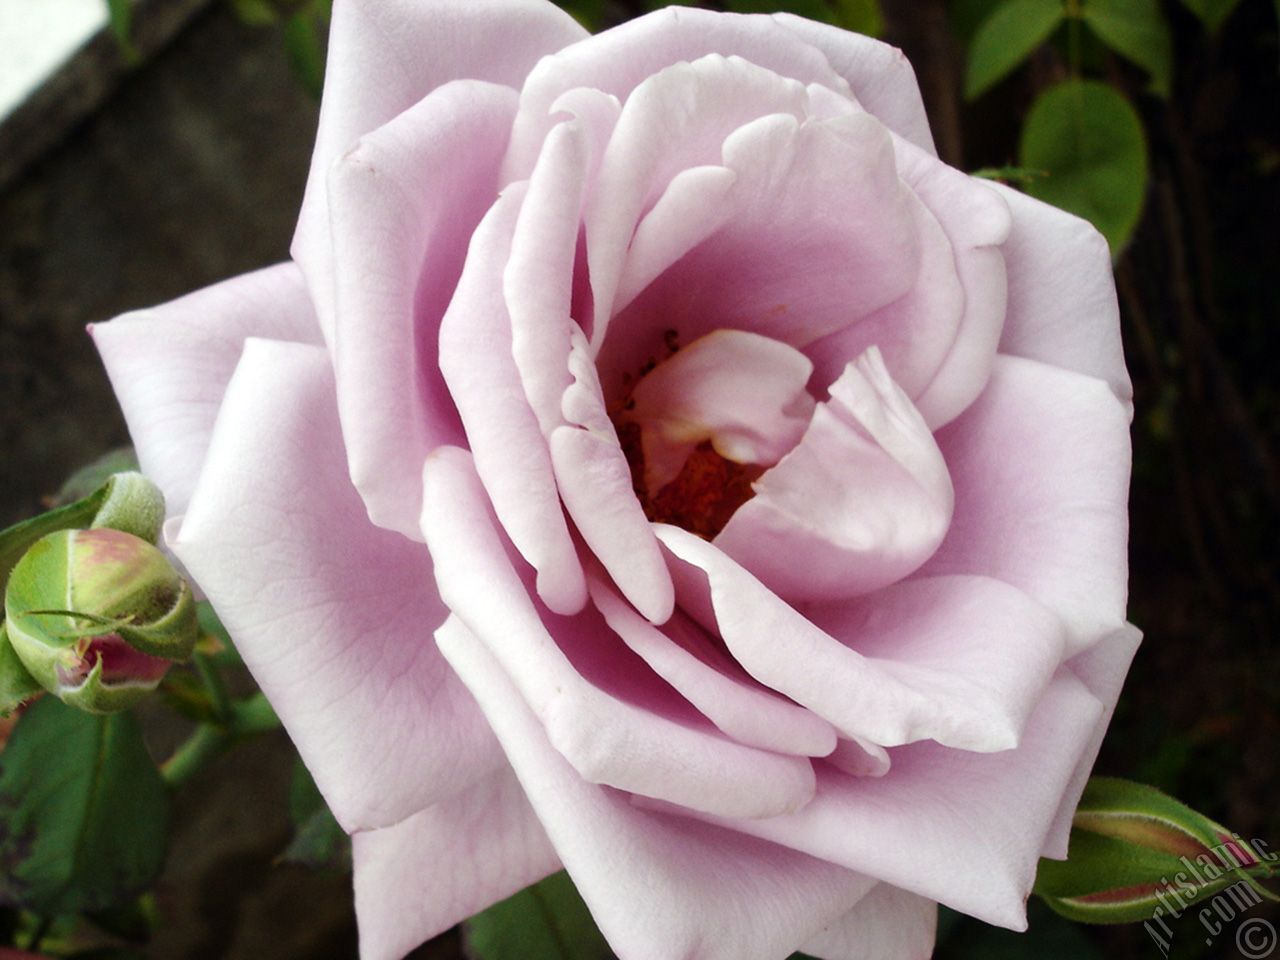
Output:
[{"xmin": 0, "ymin": 0, "xmax": 1277, "ymax": 957}]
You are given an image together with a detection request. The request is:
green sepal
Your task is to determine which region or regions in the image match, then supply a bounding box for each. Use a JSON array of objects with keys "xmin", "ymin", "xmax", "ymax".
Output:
[
  {"xmin": 0, "ymin": 622, "xmax": 42, "ymax": 716},
  {"xmin": 1035, "ymin": 777, "xmax": 1280, "ymax": 923},
  {"xmin": 0, "ymin": 472, "xmax": 166, "ymax": 600}
]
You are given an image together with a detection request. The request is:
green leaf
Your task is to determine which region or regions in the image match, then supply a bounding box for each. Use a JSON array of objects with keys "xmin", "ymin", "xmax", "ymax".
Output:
[
  {"xmin": 283, "ymin": 9, "xmax": 327, "ymax": 100},
  {"xmin": 1018, "ymin": 79, "xmax": 1149, "ymax": 252},
  {"xmin": 104, "ymin": 0, "xmax": 140, "ymax": 64},
  {"xmin": 229, "ymin": 0, "xmax": 281, "ymax": 26},
  {"xmin": 965, "ymin": 0, "xmax": 1066, "ymax": 100},
  {"xmin": 1176, "ymin": 0, "xmax": 1242, "ymax": 32},
  {"xmin": 1081, "ymin": 0, "xmax": 1174, "ymax": 97},
  {"xmin": 832, "ymin": 0, "xmax": 884, "ymax": 36},
  {"xmin": 466, "ymin": 871, "xmax": 614, "ymax": 960},
  {"xmin": 282, "ymin": 759, "xmax": 350, "ymax": 870},
  {"xmin": 0, "ymin": 697, "xmax": 169, "ymax": 913}
]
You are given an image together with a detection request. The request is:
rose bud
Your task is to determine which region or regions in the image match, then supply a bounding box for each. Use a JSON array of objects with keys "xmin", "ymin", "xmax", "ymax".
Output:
[
  {"xmin": 1035, "ymin": 777, "xmax": 1279, "ymax": 925},
  {"xmin": 4, "ymin": 527, "xmax": 197, "ymax": 713}
]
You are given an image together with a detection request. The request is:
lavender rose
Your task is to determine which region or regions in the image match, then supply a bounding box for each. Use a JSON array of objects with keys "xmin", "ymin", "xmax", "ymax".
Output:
[{"xmin": 92, "ymin": 2, "xmax": 1139, "ymax": 958}]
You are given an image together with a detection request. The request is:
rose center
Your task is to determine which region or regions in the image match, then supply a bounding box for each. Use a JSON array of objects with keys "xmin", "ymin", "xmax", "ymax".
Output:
[{"xmin": 612, "ymin": 328, "xmax": 816, "ymax": 540}]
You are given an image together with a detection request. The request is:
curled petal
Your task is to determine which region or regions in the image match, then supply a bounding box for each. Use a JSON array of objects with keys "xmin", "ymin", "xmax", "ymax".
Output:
[
  {"xmin": 588, "ymin": 574, "xmax": 837, "ymax": 758},
  {"xmin": 662, "ymin": 526, "xmax": 1066, "ymax": 752},
  {"xmin": 717, "ymin": 349, "xmax": 952, "ymax": 600},
  {"xmin": 1040, "ymin": 624, "xmax": 1142, "ymax": 859},
  {"xmin": 655, "ymin": 670, "xmax": 1104, "ymax": 930},
  {"xmin": 991, "ymin": 182, "xmax": 1132, "ymax": 407},
  {"xmin": 506, "ymin": 7, "xmax": 852, "ymax": 182},
  {"xmin": 772, "ymin": 12, "xmax": 936, "ymax": 154}
]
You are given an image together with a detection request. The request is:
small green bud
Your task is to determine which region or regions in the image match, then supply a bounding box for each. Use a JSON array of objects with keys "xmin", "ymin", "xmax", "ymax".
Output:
[
  {"xmin": 89, "ymin": 471, "xmax": 166, "ymax": 544},
  {"xmin": 1035, "ymin": 777, "xmax": 1280, "ymax": 924},
  {"xmin": 4, "ymin": 528, "xmax": 197, "ymax": 713}
]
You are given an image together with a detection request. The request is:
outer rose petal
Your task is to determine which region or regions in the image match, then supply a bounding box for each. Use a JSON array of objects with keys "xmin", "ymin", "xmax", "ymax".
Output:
[
  {"xmin": 770, "ymin": 12, "xmax": 936, "ymax": 155},
  {"xmin": 89, "ymin": 262, "xmax": 321, "ymax": 516},
  {"xmin": 353, "ymin": 766, "xmax": 561, "ymax": 960},
  {"xmin": 648, "ymin": 670, "xmax": 1103, "ymax": 930},
  {"xmin": 991, "ymin": 183, "xmax": 1133, "ymax": 407},
  {"xmin": 919, "ymin": 356, "xmax": 1132, "ymax": 653},
  {"xmin": 1040, "ymin": 624, "xmax": 1142, "ymax": 859},
  {"xmin": 324, "ymin": 79, "xmax": 518, "ymax": 539},
  {"xmin": 800, "ymin": 884, "xmax": 936, "ymax": 960},
  {"xmin": 436, "ymin": 610, "xmax": 881, "ymax": 960},
  {"xmin": 294, "ymin": 0, "xmax": 586, "ymax": 338},
  {"xmin": 174, "ymin": 339, "xmax": 502, "ymax": 831}
]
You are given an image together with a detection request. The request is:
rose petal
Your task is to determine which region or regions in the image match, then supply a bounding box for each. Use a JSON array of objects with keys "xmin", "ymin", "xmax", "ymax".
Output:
[
  {"xmin": 624, "ymin": 329, "xmax": 815, "ymax": 490},
  {"xmin": 772, "ymin": 12, "xmax": 936, "ymax": 155},
  {"xmin": 554, "ymin": 325, "xmax": 674, "ymax": 624},
  {"xmin": 800, "ymin": 883, "xmax": 936, "ymax": 960},
  {"xmin": 89, "ymin": 263, "xmax": 321, "ymax": 516},
  {"xmin": 505, "ymin": 7, "xmax": 853, "ymax": 182},
  {"xmin": 919, "ymin": 355, "xmax": 1132, "ymax": 653},
  {"xmin": 435, "ymin": 611, "xmax": 881, "ymax": 960},
  {"xmin": 662, "ymin": 527, "xmax": 1066, "ymax": 752},
  {"xmin": 716, "ymin": 349, "xmax": 953, "ymax": 601},
  {"xmin": 824, "ymin": 737, "xmax": 891, "ymax": 779},
  {"xmin": 174, "ymin": 339, "xmax": 502, "ymax": 830},
  {"xmin": 326, "ymin": 80, "xmax": 516, "ymax": 539},
  {"xmin": 1040, "ymin": 623, "xmax": 1142, "ymax": 859},
  {"xmin": 991, "ymin": 182, "xmax": 1133, "ymax": 407},
  {"xmin": 652, "ymin": 670, "xmax": 1104, "ymax": 930},
  {"xmin": 293, "ymin": 0, "xmax": 586, "ymax": 337},
  {"xmin": 600, "ymin": 110, "xmax": 923, "ymax": 395},
  {"xmin": 352, "ymin": 766, "xmax": 560, "ymax": 960},
  {"xmin": 806, "ymin": 136, "xmax": 1011, "ymax": 427},
  {"xmin": 549, "ymin": 427, "xmax": 674, "ymax": 623},
  {"xmin": 587, "ymin": 573, "xmax": 838, "ymax": 758},
  {"xmin": 612, "ymin": 164, "xmax": 739, "ymax": 315},
  {"xmin": 423, "ymin": 448, "xmax": 818, "ymax": 819},
  {"xmin": 507, "ymin": 119, "xmax": 589, "ymax": 438},
  {"xmin": 802, "ymin": 180, "xmax": 962, "ymax": 404},
  {"xmin": 584, "ymin": 54, "xmax": 813, "ymax": 350},
  {"xmin": 438, "ymin": 183, "xmax": 587, "ymax": 616}
]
